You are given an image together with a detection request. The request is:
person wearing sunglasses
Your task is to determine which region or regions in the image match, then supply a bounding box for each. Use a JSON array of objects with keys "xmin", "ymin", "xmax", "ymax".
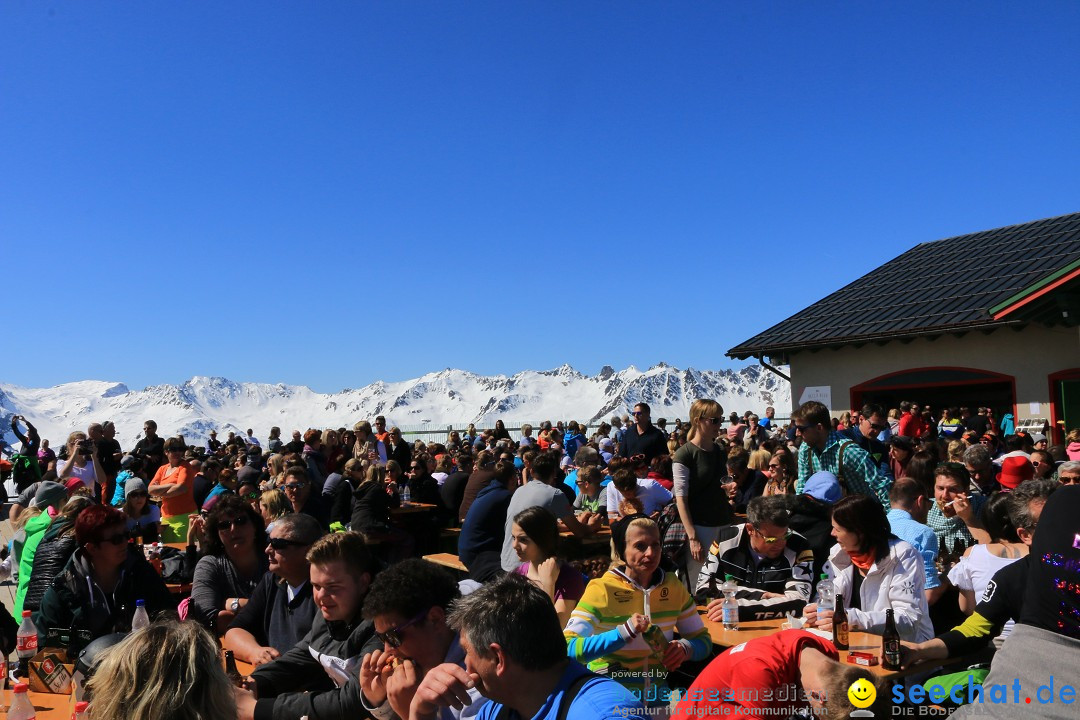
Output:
[
  {"xmin": 224, "ymin": 513, "xmax": 323, "ymax": 666},
  {"xmin": 359, "ymin": 558, "xmax": 489, "ymax": 720},
  {"xmin": 148, "ymin": 437, "xmax": 199, "ymax": 543},
  {"xmin": 618, "ymin": 403, "xmax": 669, "ymax": 464},
  {"xmin": 121, "ymin": 478, "xmax": 161, "ymax": 543},
  {"xmin": 696, "ymin": 495, "xmax": 814, "ymax": 623},
  {"xmin": 672, "ymin": 398, "xmax": 734, "ymax": 587},
  {"xmin": 190, "ymin": 494, "xmax": 268, "ymax": 634},
  {"xmin": 841, "ymin": 403, "xmax": 894, "ymax": 482},
  {"xmin": 237, "ymin": 532, "xmax": 382, "ymax": 720},
  {"xmin": 33, "ymin": 504, "xmax": 173, "ymax": 646},
  {"xmin": 803, "ymin": 494, "xmax": 933, "ymax": 643},
  {"xmin": 282, "ymin": 466, "xmax": 330, "ymax": 529},
  {"xmin": 792, "ymin": 401, "xmax": 891, "ymax": 510}
]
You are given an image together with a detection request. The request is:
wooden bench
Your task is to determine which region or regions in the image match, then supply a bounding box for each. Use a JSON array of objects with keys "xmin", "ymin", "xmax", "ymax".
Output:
[{"xmin": 423, "ymin": 553, "xmax": 468, "ymax": 572}]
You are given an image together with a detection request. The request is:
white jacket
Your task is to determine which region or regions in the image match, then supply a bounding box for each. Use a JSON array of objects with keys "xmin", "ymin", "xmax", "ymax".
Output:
[{"xmin": 823, "ymin": 538, "xmax": 934, "ymax": 642}]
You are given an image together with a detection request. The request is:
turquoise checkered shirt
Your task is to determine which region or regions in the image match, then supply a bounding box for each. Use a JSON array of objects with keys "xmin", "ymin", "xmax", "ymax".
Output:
[{"xmin": 795, "ymin": 430, "xmax": 891, "ymax": 508}]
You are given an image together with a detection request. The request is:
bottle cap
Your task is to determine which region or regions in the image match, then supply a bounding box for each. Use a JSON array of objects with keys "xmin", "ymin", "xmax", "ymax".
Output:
[
  {"xmin": 820, "ymin": 573, "xmax": 828, "ymax": 580},
  {"xmin": 21, "ymin": 610, "xmax": 31, "ymax": 618},
  {"xmin": 136, "ymin": 599, "xmax": 145, "ymax": 606},
  {"xmin": 75, "ymin": 701, "xmax": 90, "ymax": 711},
  {"xmin": 13, "ymin": 682, "xmax": 28, "ymax": 693}
]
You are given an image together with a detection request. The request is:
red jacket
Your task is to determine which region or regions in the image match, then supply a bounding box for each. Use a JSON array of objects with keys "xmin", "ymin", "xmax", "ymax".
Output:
[{"xmin": 674, "ymin": 630, "xmax": 837, "ymax": 716}]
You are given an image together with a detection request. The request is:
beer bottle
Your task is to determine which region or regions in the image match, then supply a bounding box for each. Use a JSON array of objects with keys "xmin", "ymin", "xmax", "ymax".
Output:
[
  {"xmin": 833, "ymin": 594, "xmax": 849, "ymax": 651},
  {"xmin": 882, "ymin": 608, "xmax": 901, "ymax": 670},
  {"xmin": 224, "ymin": 650, "xmax": 243, "ymax": 687}
]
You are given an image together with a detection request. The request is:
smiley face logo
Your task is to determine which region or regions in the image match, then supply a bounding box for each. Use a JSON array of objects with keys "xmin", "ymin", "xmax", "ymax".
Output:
[{"xmin": 848, "ymin": 678, "xmax": 876, "ymax": 708}]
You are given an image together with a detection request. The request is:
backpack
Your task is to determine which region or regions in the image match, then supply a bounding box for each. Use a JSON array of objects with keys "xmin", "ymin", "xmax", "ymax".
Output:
[
  {"xmin": 10, "ymin": 454, "xmax": 41, "ymax": 496},
  {"xmin": 158, "ymin": 546, "xmax": 194, "ymax": 584},
  {"xmin": 657, "ymin": 500, "xmax": 688, "ymax": 568}
]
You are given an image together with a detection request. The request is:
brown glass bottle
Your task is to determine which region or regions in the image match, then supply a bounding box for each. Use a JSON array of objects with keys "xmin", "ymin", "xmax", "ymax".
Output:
[
  {"xmin": 224, "ymin": 650, "xmax": 243, "ymax": 687},
  {"xmin": 833, "ymin": 594, "xmax": 849, "ymax": 650},
  {"xmin": 882, "ymin": 608, "xmax": 901, "ymax": 670}
]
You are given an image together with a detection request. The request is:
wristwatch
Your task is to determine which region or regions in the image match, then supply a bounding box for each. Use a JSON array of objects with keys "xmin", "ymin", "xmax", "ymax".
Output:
[{"xmin": 229, "ymin": 598, "xmax": 240, "ymax": 612}]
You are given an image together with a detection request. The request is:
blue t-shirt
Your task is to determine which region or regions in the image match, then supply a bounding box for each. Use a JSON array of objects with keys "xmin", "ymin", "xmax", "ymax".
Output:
[{"xmin": 474, "ymin": 661, "xmax": 644, "ymax": 720}]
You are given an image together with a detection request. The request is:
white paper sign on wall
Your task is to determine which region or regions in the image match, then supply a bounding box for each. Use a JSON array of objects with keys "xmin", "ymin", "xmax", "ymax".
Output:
[{"xmin": 798, "ymin": 386, "xmax": 833, "ymax": 410}]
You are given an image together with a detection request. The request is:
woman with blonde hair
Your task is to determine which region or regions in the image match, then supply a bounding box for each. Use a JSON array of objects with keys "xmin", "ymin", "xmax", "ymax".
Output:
[
  {"xmin": 672, "ymin": 398, "xmax": 734, "ymax": 586},
  {"xmin": 258, "ymin": 488, "xmax": 290, "ymax": 529},
  {"xmin": 565, "ymin": 514, "xmax": 711, "ymax": 704},
  {"xmin": 86, "ymin": 617, "xmax": 237, "ymax": 720},
  {"xmin": 264, "ymin": 453, "xmax": 286, "ymax": 489},
  {"xmin": 748, "ymin": 448, "xmax": 771, "ymax": 472},
  {"xmin": 57, "ymin": 430, "xmax": 106, "ymax": 493}
]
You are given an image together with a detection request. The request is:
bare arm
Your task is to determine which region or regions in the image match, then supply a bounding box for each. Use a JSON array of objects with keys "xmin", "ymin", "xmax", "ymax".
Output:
[{"xmin": 223, "ymin": 627, "xmax": 280, "ymax": 666}]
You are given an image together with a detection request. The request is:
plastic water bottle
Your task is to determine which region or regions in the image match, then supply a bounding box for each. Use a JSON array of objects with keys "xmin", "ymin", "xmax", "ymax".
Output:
[
  {"xmin": 132, "ymin": 599, "xmax": 150, "ymax": 632},
  {"xmin": 15, "ymin": 611, "xmax": 38, "ymax": 679},
  {"xmin": 401, "ymin": 485, "xmax": 412, "ymax": 506},
  {"xmin": 8, "ymin": 682, "xmax": 36, "ymax": 720},
  {"xmin": 721, "ymin": 575, "xmax": 739, "ymax": 631},
  {"xmin": 817, "ymin": 574, "xmax": 834, "ymax": 613}
]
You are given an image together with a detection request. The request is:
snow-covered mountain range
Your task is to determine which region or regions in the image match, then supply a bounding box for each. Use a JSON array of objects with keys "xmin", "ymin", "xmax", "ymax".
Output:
[{"xmin": 1, "ymin": 364, "xmax": 790, "ymax": 450}]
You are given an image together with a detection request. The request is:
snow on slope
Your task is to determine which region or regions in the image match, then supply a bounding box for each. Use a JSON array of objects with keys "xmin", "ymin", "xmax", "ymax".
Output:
[{"xmin": 1, "ymin": 364, "xmax": 790, "ymax": 450}]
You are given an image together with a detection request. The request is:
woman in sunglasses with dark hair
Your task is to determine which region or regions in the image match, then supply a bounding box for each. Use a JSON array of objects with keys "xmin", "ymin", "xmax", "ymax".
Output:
[
  {"xmin": 190, "ymin": 494, "xmax": 268, "ymax": 635},
  {"xmin": 33, "ymin": 504, "xmax": 173, "ymax": 645}
]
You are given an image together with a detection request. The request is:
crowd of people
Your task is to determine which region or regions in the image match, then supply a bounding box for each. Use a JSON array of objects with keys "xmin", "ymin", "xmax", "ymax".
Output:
[{"xmin": 0, "ymin": 399, "xmax": 1077, "ymax": 720}]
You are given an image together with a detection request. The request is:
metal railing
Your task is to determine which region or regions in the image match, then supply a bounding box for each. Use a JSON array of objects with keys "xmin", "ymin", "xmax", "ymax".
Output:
[{"xmin": 395, "ymin": 418, "xmax": 791, "ymax": 445}]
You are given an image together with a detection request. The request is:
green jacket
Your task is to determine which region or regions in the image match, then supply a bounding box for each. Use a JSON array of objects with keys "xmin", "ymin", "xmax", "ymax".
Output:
[{"xmin": 15, "ymin": 511, "xmax": 55, "ymax": 617}]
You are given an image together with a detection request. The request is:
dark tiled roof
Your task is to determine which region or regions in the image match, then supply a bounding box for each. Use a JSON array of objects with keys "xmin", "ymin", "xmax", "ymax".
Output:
[{"xmin": 728, "ymin": 211, "xmax": 1080, "ymax": 359}]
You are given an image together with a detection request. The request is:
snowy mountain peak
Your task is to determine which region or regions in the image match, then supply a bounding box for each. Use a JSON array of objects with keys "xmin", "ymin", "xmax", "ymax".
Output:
[{"xmin": 0, "ymin": 364, "xmax": 789, "ymax": 450}]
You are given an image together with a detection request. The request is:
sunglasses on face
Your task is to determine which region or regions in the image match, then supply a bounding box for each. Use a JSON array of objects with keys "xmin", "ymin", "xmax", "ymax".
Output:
[
  {"xmin": 284, "ymin": 482, "xmax": 308, "ymax": 491},
  {"xmin": 767, "ymin": 463, "xmax": 783, "ymax": 470},
  {"xmin": 268, "ymin": 537, "xmax": 308, "ymax": 551},
  {"xmin": 867, "ymin": 421, "xmax": 887, "ymax": 432},
  {"xmin": 631, "ymin": 411, "xmax": 645, "ymax": 417},
  {"xmin": 376, "ymin": 608, "xmax": 429, "ymax": 648},
  {"xmin": 218, "ymin": 515, "xmax": 251, "ymax": 531},
  {"xmin": 1060, "ymin": 475, "xmax": 1080, "ymax": 485},
  {"xmin": 98, "ymin": 531, "xmax": 130, "ymax": 546},
  {"xmin": 751, "ymin": 527, "xmax": 792, "ymax": 544},
  {"xmin": 704, "ymin": 417, "xmax": 722, "ymax": 425}
]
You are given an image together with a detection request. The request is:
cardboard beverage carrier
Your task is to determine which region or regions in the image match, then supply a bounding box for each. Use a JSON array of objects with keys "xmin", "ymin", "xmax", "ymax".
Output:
[{"xmin": 28, "ymin": 627, "xmax": 91, "ymax": 694}]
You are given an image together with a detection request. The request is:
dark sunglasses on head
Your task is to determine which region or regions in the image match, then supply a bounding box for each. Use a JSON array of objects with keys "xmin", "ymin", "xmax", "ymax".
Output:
[
  {"xmin": 98, "ymin": 531, "xmax": 130, "ymax": 546},
  {"xmin": 268, "ymin": 537, "xmax": 308, "ymax": 550},
  {"xmin": 376, "ymin": 608, "xmax": 429, "ymax": 648},
  {"xmin": 218, "ymin": 515, "xmax": 251, "ymax": 531},
  {"xmin": 284, "ymin": 482, "xmax": 308, "ymax": 491}
]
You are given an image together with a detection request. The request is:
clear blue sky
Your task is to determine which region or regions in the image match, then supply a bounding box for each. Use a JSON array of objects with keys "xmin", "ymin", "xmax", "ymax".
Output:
[{"xmin": 3, "ymin": 2, "xmax": 1079, "ymax": 392}]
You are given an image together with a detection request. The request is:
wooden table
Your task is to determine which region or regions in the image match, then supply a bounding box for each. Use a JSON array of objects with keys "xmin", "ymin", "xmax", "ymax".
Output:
[
  {"xmin": 423, "ymin": 553, "xmax": 468, "ymax": 572},
  {"xmin": 391, "ymin": 502, "xmax": 438, "ymax": 515},
  {"xmin": 1, "ymin": 688, "xmax": 73, "ymax": 719},
  {"xmin": 699, "ymin": 615, "xmax": 971, "ymax": 679}
]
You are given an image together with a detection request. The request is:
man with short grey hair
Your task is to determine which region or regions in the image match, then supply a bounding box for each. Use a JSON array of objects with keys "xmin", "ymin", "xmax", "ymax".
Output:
[
  {"xmin": 1057, "ymin": 460, "xmax": 1080, "ymax": 485},
  {"xmin": 962, "ymin": 443, "xmax": 998, "ymax": 494},
  {"xmin": 695, "ymin": 495, "xmax": 813, "ymax": 621},
  {"xmin": 224, "ymin": 513, "xmax": 324, "ymax": 665}
]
